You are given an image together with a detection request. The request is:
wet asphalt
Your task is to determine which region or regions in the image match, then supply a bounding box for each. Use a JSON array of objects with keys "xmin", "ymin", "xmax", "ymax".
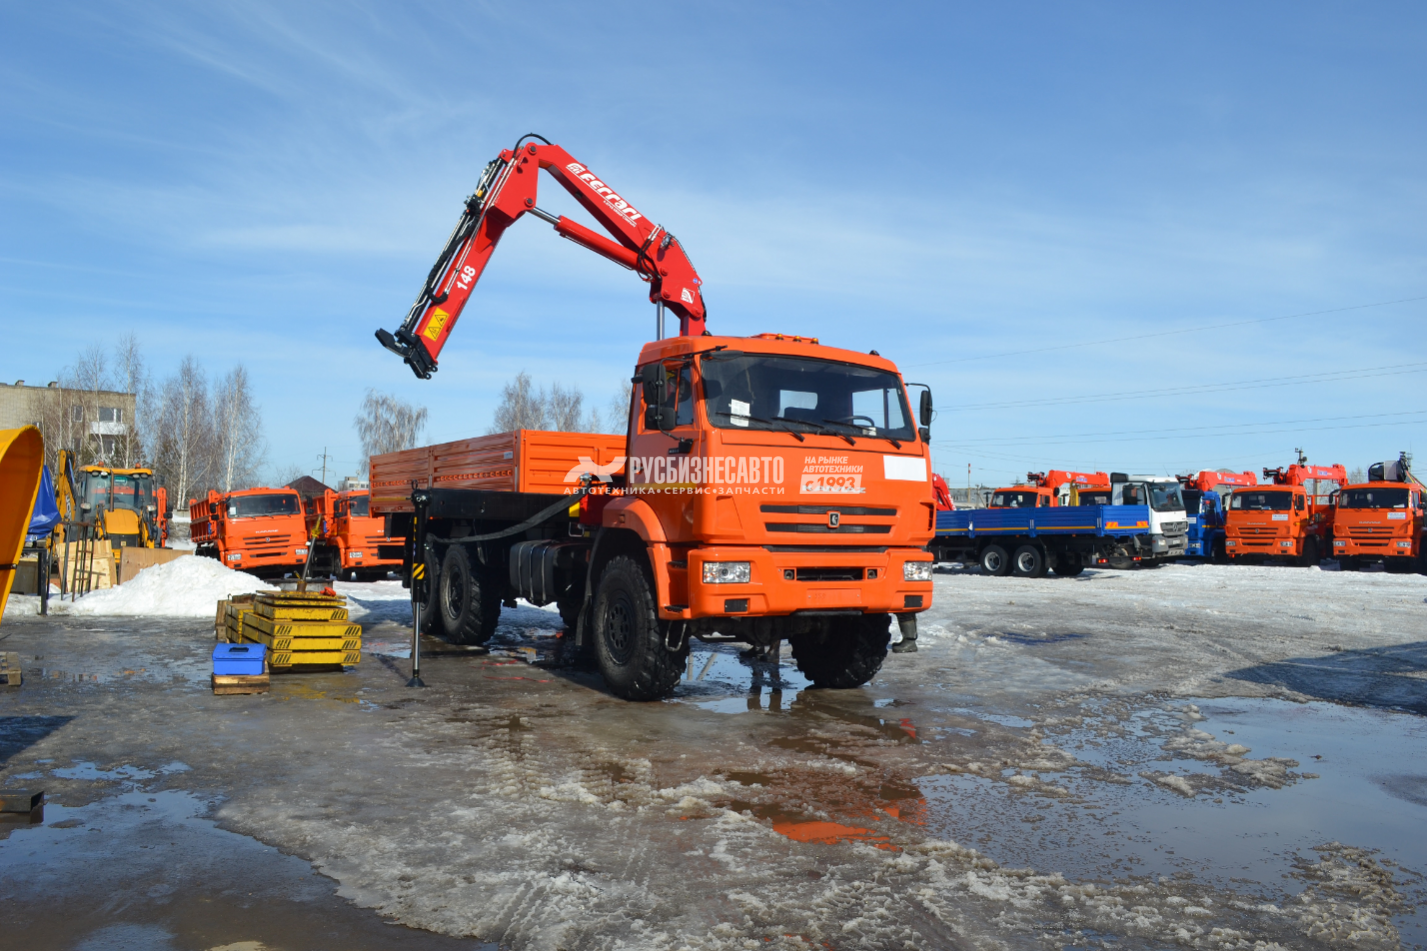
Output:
[{"xmin": 1, "ymin": 566, "xmax": 1424, "ymax": 950}]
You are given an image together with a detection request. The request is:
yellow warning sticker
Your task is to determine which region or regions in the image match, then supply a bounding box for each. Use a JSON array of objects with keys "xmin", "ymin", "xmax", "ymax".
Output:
[{"xmin": 422, "ymin": 308, "xmax": 450, "ymax": 341}]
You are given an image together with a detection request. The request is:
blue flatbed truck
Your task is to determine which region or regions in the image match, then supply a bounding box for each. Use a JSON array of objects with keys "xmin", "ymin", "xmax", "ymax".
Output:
[{"xmin": 930, "ymin": 504, "xmax": 1157, "ymax": 577}]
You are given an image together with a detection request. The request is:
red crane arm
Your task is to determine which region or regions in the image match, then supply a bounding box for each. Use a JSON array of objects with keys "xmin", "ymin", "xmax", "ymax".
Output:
[{"xmin": 377, "ymin": 137, "xmax": 707, "ymax": 378}]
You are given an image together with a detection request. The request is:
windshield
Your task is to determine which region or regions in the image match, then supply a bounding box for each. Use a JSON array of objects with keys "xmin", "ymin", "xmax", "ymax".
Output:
[
  {"xmin": 110, "ymin": 473, "xmax": 154, "ymax": 512},
  {"xmin": 700, "ymin": 352, "xmax": 914, "ymax": 442},
  {"xmin": 990, "ymin": 491, "xmax": 1042, "ymax": 508},
  {"xmin": 1076, "ymin": 490, "xmax": 1112, "ymax": 506},
  {"xmin": 1182, "ymin": 490, "xmax": 1202, "ymax": 516},
  {"xmin": 78, "ymin": 470, "xmax": 109, "ymax": 510},
  {"xmin": 1338, "ymin": 487, "xmax": 1410, "ymax": 509},
  {"xmin": 348, "ymin": 495, "xmax": 370, "ymax": 517},
  {"xmin": 1230, "ymin": 490, "xmax": 1294, "ymax": 512},
  {"xmin": 1147, "ymin": 482, "xmax": 1184, "ymax": 513},
  {"xmin": 229, "ymin": 493, "xmax": 301, "ymax": 518}
]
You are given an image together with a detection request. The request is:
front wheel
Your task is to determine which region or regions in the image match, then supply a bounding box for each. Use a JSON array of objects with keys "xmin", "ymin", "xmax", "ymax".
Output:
[
  {"xmin": 593, "ymin": 555, "xmax": 686, "ymax": 700},
  {"xmin": 1297, "ymin": 537, "xmax": 1320, "ymax": 568},
  {"xmin": 789, "ymin": 614, "xmax": 891, "ymax": 689},
  {"xmin": 1338, "ymin": 555, "xmax": 1358, "ymax": 572}
]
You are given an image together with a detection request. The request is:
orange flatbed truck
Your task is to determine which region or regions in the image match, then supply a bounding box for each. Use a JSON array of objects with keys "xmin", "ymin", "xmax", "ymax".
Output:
[
  {"xmin": 191, "ymin": 487, "xmax": 310, "ymax": 578},
  {"xmin": 306, "ymin": 488, "xmax": 403, "ymax": 580},
  {"xmin": 1223, "ymin": 463, "xmax": 1346, "ymax": 567},
  {"xmin": 370, "ymin": 136, "xmax": 936, "ymax": 700},
  {"xmin": 1333, "ymin": 453, "xmax": 1426, "ymax": 573}
]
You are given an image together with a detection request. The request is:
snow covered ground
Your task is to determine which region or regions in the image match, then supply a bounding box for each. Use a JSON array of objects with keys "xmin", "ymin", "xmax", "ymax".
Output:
[{"xmin": 1, "ymin": 562, "xmax": 1423, "ymax": 949}]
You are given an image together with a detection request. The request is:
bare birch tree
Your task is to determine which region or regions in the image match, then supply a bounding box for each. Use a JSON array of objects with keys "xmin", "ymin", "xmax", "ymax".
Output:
[
  {"xmin": 211, "ymin": 365, "xmax": 265, "ymax": 491},
  {"xmin": 112, "ymin": 333, "xmax": 150, "ymax": 468},
  {"xmin": 491, "ymin": 373, "xmax": 605, "ymax": 434},
  {"xmin": 355, "ymin": 390, "xmax": 429, "ymax": 473},
  {"xmin": 154, "ymin": 356, "xmax": 212, "ymax": 506},
  {"xmin": 602, "ymin": 381, "xmax": 634, "ymax": 433}
]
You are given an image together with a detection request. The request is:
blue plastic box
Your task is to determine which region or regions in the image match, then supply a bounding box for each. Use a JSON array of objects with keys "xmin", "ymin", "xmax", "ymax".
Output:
[{"xmin": 213, "ymin": 643, "xmax": 266, "ymax": 676}]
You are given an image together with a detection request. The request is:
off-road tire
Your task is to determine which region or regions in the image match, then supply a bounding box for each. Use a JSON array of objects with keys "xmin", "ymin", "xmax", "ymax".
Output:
[
  {"xmin": 1297, "ymin": 537, "xmax": 1320, "ymax": 568},
  {"xmin": 415, "ymin": 550, "xmax": 446, "ymax": 638},
  {"xmin": 1013, "ymin": 544, "xmax": 1047, "ymax": 578},
  {"xmin": 1051, "ymin": 553, "xmax": 1085, "ymax": 577},
  {"xmin": 439, "ymin": 544, "xmax": 501, "ymax": 645},
  {"xmin": 1338, "ymin": 555, "xmax": 1358, "ymax": 572},
  {"xmin": 1211, "ymin": 538, "xmax": 1228, "ymax": 564},
  {"xmin": 593, "ymin": 555, "xmax": 686, "ymax": 700},
  {"xmin": 789, "ymin": 613, "xmax": 891, "ymax": 689},
  {"xmin": 980, "ymin": 544, "xmax": 1012, "ymax": 576}
]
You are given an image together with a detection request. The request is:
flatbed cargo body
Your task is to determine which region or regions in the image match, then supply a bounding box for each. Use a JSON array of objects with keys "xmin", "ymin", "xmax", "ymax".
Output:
[{"xmin": 931, "ymin": 504, "xmax": 1157, "ymax": 577}]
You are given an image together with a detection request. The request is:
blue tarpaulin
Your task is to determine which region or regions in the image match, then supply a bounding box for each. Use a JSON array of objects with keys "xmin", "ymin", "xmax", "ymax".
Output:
[{"xmin": 27, "ymin": 464, "xmax": 60, "ymax": 542}]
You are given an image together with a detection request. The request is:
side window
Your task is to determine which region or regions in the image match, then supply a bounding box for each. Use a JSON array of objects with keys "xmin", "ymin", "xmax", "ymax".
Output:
[
  {"xmin": 1295, "ymin": 494, "xmax": 1305, "ymax": 512},
  {"xmin": 646, "ymin": 364, "xmax": 694, "ymax": 430}
]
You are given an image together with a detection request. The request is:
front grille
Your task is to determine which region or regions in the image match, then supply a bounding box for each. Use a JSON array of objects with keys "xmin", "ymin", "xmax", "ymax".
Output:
[
  {"xmin": 1160, "ymin": 521, "xmax": 1188, "ymax": 535},
  {"xmin": 1346, "ymin": 526, "xmax": 1392, "ymax": 537},
  {"xmin": 1237, "ymin": 526, "xmax": 1281, "ymax": 537},
  {"xmin": 766, "ymin": 523, "xmax": 892, "ymax": 534},
  {"xmin": 794, "ymin": 567, "xmax": 864, "ymax": 582},
  {"xmin": 761, "ymin": 504, "xmax": 897, "ymax": 516}
]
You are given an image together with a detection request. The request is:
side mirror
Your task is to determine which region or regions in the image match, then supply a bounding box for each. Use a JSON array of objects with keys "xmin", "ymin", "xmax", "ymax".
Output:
[
  {"xmin": 919, "ymin": 388, "xmax": 933, "ymax": 427},
  {"xmin": 640, "ymin": 363, "xmax": 671, "ymax": 431}
]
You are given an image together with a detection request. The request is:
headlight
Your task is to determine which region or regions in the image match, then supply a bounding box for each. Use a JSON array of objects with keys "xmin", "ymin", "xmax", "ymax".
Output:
[
  {"xmin": 296, "ymin": 548, "xmax": 308, "ymax": 557},
  {"xmin": 1333, "ymin": 540, "xmax": 1346, "ymax": 546},
  {"xmin": 903, "ymin": 561, "xmax": 933, "ymax": 581},
  {"xmin": 1399, "ymin": 541, "xmax": 1412, "ymax": 548},
  {"xmin": 226, "ymin": 552, "xmax": 241, "ymax": 561},
  {"xmin": 351, "ymin": 551, "xmax": 363, "ymax": 559},
  {"xmin": 1280, "ymin": 540, "xmax": 1291, "ymax": 547},
  {"xmin": 1227, "ymin": 539, "xmax": 1237, "ymax": 546},
  {"xmin": 702, "ymin": 562, "xmax": 750, "ymax": 584}
]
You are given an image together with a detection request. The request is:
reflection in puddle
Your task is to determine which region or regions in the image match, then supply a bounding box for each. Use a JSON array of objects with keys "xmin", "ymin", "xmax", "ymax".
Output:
[{"xmin": 921, "ymin": 696, "xmax": 1427, "ymax": 945}]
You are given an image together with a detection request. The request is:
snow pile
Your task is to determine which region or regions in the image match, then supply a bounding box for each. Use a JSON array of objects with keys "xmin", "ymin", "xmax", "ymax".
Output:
[{"xmin": 59, "ymin": 556, "xmax": 268, "ymax": 617}]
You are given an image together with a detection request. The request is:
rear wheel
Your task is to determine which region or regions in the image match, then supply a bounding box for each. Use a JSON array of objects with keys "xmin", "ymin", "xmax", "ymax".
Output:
[
  {"xmin": 440, "ymin": 545, "xmax": 501, "ymax": 645},
  {"xmin": 1012, "ymin": 544, "xmax": 1047, "ymax": 578},
  {"xmin": 1051, "ymin": 553, "xmax": 1085, "ymax": 577},
  {"xmin": 593, "ymin": 555, "xmax": 686, "ymax": 700},
  {"xmin": 980, "ymin": 544, "xmax": 1011, "ymax": 576},
  {"xmin": 789, "ymin": 613, "xmax": 891, "ymax": 689}
]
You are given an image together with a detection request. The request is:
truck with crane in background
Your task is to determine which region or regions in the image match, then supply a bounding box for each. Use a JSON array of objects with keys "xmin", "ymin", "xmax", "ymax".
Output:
[
  {"xmin": 1177, "ymin": 470, "xmax": 1257, "ymax": 561},
  {"xmin": 371, "ymin": 136, "xmax": 936, "ymax": 699},
  {"xmin": 1223, "ymin": 458, "xmax": 1346, "ymax": 567},
  {"xmin": 1333, "ymin": 452, "xmax": 1426, "ymax": 573},
  {"xmin": 985, "ymin": 471, "xmax": 1109, "ymax": 509}
]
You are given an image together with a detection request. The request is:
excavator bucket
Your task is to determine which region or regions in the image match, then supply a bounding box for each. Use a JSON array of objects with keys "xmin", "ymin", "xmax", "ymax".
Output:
[{"xmin": 0, "ymin": 426, "xmax": 45, "ymax": 623}]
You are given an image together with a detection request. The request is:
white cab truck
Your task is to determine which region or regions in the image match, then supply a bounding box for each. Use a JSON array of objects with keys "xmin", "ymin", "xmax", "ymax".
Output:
[{"xmin": 1106, "ymin": 473, "xmax": 1189, "ymax": 566}]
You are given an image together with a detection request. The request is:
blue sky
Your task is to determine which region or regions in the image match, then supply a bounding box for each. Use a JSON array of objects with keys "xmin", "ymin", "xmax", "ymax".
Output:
[{"xmin": 2, "ymin": 2, "xmax": 1424, "ymax": 488}]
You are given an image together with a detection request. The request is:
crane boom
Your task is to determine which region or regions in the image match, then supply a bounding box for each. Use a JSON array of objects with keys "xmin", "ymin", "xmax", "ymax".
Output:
[{"xmin": 377, "ymin": 136, "xmax": 707, "ymax": 378}]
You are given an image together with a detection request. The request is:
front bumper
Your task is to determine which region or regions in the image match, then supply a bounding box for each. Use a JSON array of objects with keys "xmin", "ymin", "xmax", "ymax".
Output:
[{"xmin": 677, "ymin": 546, "xmax": 933, "ymax": 620}]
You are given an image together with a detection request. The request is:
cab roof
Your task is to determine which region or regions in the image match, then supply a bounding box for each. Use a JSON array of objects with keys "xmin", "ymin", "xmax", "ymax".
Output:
[{"xmin": 636, "ymin": 333, "xmax": 902, "ymax": 376}]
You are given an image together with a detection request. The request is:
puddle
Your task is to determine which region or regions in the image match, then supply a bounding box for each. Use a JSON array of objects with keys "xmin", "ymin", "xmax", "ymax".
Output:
[
  {"xmin": 922, "ymin": 696, "xmax": 1427, "ymax": 944},
  {"xmin": 0, "ymin": 790, "xmax": 495, "ymax": 950}
]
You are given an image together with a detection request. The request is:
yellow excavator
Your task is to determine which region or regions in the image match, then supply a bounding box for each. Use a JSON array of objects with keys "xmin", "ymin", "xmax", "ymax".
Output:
[
  {"xmin": 54, "ymin": 450, "xmax": 169, "ymax": 571},
  {"xmin": 1, "ymin": 426, "xmax": 45, "ymax": 620}
]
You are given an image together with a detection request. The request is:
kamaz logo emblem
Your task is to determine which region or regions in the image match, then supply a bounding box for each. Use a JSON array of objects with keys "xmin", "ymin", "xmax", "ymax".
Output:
[{"xmin": 828, "ymin": 511, "xmax": 841, "ymax": 529}]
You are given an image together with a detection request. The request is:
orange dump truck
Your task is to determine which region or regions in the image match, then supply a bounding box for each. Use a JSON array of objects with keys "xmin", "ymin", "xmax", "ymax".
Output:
[
  {"xmin": 1223, "ymin": 463, "xmax": 1346, "ymax": 566},
  {"xmin": 190, "ymin": 487, "xmax": 309, "ymax": 578},
  {"xmin": 306, "ymin": 488, "xmax": 404, "ymax": 580},
  {"xmin": 371, "ymin": 336, "xmax": 937, "ymax": 701},
  {"xmin": 1333, "ymin": 454, "xmax": 1426, "ymax": 573}
]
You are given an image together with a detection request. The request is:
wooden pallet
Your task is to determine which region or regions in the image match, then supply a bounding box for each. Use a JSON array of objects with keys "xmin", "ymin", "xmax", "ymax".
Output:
[
  {"xmin": 1, "ymin": 652, "xmax": 21, "ymax": 687},
  {"xmin": 212, "ymin": 672, "xmax": 270, "ymax": 695}
]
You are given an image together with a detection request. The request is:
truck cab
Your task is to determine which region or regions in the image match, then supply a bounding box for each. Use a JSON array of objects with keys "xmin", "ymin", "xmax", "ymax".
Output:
[
  {"xmin": 1224, "ymin": 462, "xmax": 1344, "ymax": 567},
  {"xmin": 987, "ymin": 471, "xmax": 1108, "ymax": 509},
  {"xmin": 70, "ymin": 464, "xmax": 168, "ymax": 567},
  {"xmin": 191, "ymin": 487, "xmax": 309, "ymax": 578},
  {"xmin": 1108, "ymin": 474, "xmax": 1188, "ymax": 563},
  {"xmin": 306, "ymin": 488, "xmax": 403, "ymax": 580},
  {"xmin": 1333, "ymin": 479, "xmax": 1425, "ymax": 572}
]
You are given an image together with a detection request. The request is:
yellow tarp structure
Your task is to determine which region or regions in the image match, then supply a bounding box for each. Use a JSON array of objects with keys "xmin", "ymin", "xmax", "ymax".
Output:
[{"xmin": 0, "ymin": 426, "xmax": 44, "ymax": 623}]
